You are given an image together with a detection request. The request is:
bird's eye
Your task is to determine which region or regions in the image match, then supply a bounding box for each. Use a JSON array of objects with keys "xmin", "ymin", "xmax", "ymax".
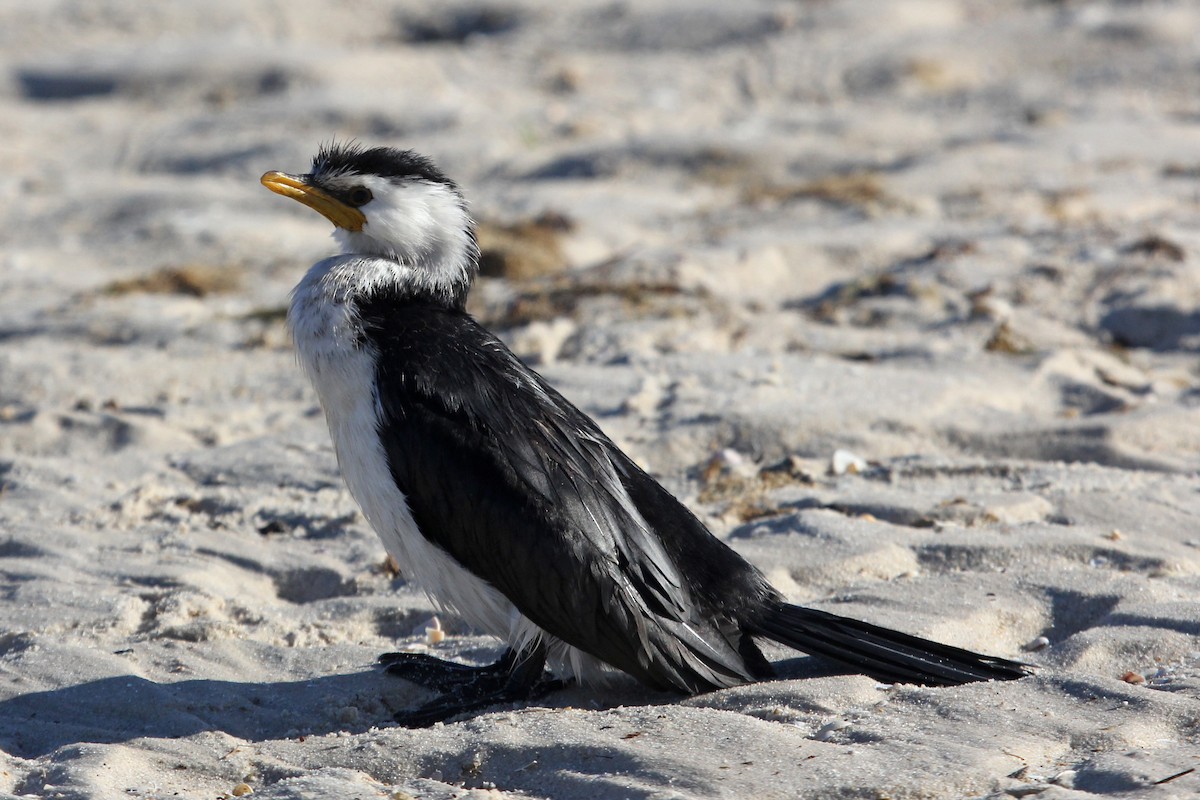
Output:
[{"xmin": 346, "ymin": 186, "xmax": 373, "ymax": 207}]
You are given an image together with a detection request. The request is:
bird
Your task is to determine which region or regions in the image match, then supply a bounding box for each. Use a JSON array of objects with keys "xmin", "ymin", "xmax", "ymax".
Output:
[{"xmin": 261, "ymin": 143, "xmax": 1030, "ymax": 726}]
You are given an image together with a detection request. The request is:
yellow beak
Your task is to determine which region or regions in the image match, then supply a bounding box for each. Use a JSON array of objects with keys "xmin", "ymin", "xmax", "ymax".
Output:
[{"xmin": 260, "ymin": 171, "xmax": 366, "ymax": 232}]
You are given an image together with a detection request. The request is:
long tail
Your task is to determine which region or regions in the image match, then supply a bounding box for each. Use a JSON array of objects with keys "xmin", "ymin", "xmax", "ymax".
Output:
[{"xmin": 751, "ymin": 603, "xmax": 1031, "ymax": 686}]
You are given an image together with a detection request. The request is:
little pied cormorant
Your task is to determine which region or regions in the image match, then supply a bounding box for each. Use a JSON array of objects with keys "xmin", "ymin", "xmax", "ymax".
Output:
[{"xmin": 262, "ymin": 144, "xmax": 1029, "ymax": 727}]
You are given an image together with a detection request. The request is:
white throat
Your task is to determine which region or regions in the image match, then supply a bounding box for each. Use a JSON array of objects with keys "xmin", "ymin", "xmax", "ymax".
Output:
[{"xmin": 327, "ymin": 175, "xmax": 477, "ymax": 306}]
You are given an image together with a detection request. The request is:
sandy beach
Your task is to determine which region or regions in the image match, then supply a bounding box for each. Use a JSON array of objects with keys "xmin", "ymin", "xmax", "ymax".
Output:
[{"xmin": 2, "ymin": 1, "xmax": 1199, "ymax": 797}]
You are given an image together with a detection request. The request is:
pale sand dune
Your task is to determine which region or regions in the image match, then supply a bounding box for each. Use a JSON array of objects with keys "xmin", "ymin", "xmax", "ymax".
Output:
[{"xmin": 1, "ymin": 1, "xmax": 1199, "ymax": 797}]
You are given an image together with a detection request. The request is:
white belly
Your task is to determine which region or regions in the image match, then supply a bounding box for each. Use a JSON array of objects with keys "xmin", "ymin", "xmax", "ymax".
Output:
[{"xmin": 304, "ymin": 333, "xmax": 523, "ymax": 635}]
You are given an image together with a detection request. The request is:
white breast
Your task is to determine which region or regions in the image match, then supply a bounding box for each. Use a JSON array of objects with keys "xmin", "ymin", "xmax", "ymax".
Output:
[{"xmin": 287, "ymin": 255, "xmax": 604, "ymax": 681}]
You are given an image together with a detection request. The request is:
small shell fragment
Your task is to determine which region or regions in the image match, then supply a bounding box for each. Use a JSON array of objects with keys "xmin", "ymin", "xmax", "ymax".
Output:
[
  {"xmin": 1052, "ymin": 770, "xmax": 1077, "ymax": 788},
  {"xmin": 1022, "ymin": 636, "xmax": 1050, "ymax": 652},
  {"xmin": 814, "ymin": 719, "xmax": 850, "ymax": 741},
  {"xmin": 231, "ymin": 784, "xmax": 253, "ymax": 797},
  {"xmin": 425, "ymin": 616, "xmax": 445, "ymax": 645},
  {"xmin": 830, "ymin": 449, "xmax": 867, "ymax": 476}
]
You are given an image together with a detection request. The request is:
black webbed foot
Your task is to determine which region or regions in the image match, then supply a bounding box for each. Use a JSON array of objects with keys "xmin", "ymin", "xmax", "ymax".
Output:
[
  {"xmin": 380, "ymin": 642, "xmax": 570, "ymax": 727},
  {"xmin": 378, "ymin": 649, "xmax": 519, "ymax": 692}
]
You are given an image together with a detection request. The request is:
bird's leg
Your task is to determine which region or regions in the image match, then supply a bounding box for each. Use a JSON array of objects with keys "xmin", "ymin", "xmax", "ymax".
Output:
[{"xmin": 381, "ymin": 641, "xmax": 570, "ymax": 727}]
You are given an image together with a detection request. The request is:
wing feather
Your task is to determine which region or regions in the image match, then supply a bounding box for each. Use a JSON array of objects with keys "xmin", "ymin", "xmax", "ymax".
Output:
[{"xmin": 362, "ymin": 302, "xmax": 754, "ymax": 691}]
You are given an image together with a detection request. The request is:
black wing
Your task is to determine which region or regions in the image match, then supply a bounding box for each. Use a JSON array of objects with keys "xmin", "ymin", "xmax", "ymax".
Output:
[{"xmin": 361, "ymin": 301, "xmax": 762, "ymax": 692}]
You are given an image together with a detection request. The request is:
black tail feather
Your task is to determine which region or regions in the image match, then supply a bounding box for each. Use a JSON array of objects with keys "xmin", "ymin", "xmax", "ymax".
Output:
[{"xmin": 752, "ymin": 603, "xmax": 1031, "ymax": 686}]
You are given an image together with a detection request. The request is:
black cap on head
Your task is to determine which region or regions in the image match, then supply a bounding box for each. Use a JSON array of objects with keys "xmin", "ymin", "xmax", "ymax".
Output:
[{"xmin": 311, "ymin": 142, "xmax": 458, "ymax": 189}]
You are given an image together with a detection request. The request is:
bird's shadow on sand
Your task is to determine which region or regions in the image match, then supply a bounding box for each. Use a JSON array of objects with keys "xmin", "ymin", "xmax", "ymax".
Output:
[{"xmin": 0, "ymin": 656, "xmax": 843, "ymax": 758}]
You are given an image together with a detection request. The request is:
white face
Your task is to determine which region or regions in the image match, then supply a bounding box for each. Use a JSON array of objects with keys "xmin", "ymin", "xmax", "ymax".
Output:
[{"xmin": 320, "ymin": 172, "xmax": 479, "ymax": 305}]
